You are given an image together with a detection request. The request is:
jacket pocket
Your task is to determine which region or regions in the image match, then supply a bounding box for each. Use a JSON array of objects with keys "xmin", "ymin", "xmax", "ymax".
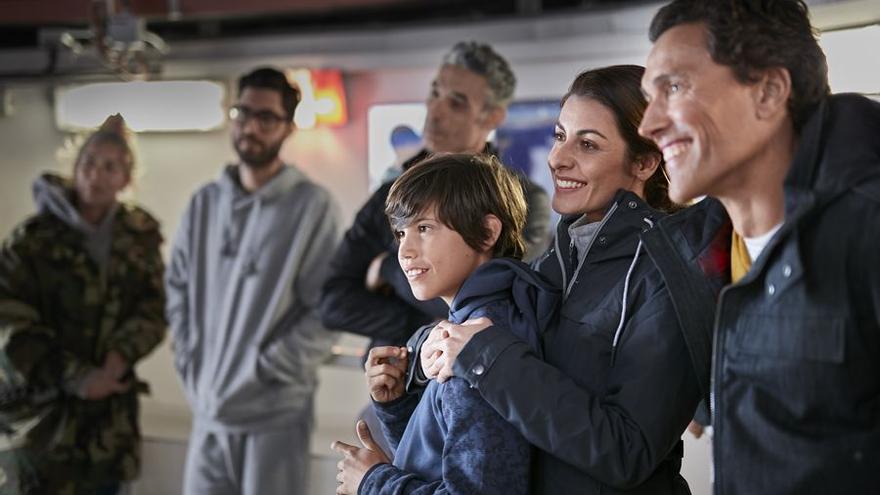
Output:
[
  {"xmin": 173, "ymin": 328, "xmax": 202, "ymax": 396},
  {"xmin": 731, "ymin": 314, "xmax": 845, "ymax": 364},
  {"xmin": 255, "ymin": 350, "xmax": 310, "ymax": 390},
  {"xmin": 555, "ymin": 306, "xmax": 620, "ymax": 350}
]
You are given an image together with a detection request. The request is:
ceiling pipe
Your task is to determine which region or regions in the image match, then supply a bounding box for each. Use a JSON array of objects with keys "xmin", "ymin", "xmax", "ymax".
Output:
[{"xmin": 168, "ymin": 0, "xmax": 183, "ymax": 21}]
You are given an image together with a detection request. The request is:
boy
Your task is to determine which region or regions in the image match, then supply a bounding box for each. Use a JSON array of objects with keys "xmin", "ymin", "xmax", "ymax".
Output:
[{"xmin": 332, "ymin": 153, "xmax": 559, "ymax": 494}]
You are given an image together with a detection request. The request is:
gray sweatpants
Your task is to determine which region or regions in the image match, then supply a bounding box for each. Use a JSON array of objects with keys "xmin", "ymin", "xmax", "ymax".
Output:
[{"xmin": 183, "ymin": 420, "xmax": 310, "ymax": 495}]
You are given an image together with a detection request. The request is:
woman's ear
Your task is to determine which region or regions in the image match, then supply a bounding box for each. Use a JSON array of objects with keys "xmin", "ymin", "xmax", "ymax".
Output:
[
  {"xmin": 632, "ymin": 152, "xmax": 661, "ymax": 182},
  {"xmin": 482, "ymin": 214, "xmax": 503, "ymax": 253}
]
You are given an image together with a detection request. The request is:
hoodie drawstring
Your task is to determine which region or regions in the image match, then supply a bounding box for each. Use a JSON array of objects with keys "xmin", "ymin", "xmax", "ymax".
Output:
[
  {"xmin": 221, "ymin": 196, "xmax": 263, "ymax": 276},
  {"xmin": 242, "ymin": 198, "xmax": 262, "ymax": 276},
  {"xmin": 610, "ymin": 217, "xmax": 654, "ymax": 366}
]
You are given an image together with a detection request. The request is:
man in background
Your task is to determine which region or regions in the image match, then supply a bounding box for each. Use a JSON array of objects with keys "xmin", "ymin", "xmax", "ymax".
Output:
[{"xmin": 166, "ymin": 67, "xmax": 340, "ymax": 495}]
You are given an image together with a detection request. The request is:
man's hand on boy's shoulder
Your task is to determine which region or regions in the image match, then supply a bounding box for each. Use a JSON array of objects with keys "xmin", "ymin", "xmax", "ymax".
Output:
[{"xmin": 366, "ymin": 346, "xmax": 408, "ymax": 403}]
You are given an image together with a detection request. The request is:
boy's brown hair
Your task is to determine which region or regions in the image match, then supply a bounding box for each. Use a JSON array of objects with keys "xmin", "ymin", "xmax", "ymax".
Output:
[{"xmin": 385, "ymin": 153, "xmax": 527, "ymax": 259}]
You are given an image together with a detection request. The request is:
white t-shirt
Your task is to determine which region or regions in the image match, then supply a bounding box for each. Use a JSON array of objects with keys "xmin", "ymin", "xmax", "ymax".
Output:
[{"xmin": 743, "ymin": 222, "xmax": 783, "ymax": 262}]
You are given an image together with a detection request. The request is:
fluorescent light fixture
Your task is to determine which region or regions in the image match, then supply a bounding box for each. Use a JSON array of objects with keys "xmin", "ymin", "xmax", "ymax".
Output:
[
  {"xmin": 820, "ymin": 24, "xmax": 880, "ymax": 95},
  {"xmin": 55, "ymin": 80, "xmax": 226, "ymax": 132}
]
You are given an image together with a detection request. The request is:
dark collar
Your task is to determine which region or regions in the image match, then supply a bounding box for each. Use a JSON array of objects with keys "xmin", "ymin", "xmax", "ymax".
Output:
[{"xmin": 557, "ymin": 189, "xmax": 663, "ymax": 264}]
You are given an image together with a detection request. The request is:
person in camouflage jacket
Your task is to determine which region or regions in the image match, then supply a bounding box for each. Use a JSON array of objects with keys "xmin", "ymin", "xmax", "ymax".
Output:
[{"xmin": 0, "ymin": 115, "xmax": 166, "ymax": 495}]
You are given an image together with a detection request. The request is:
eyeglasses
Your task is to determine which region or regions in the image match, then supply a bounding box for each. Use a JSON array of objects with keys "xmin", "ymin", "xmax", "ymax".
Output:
[{"xmin": 228, "ymin": 105, "xmax": 289, "ymax": 132}]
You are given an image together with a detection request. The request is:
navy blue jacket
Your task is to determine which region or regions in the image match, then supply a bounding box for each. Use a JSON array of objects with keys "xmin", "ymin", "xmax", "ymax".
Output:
[
  {"xmin": 433, "ymin": 190, "xmax": 725, "ymax": 494},
  {"xmin": 360, "ymin": 258, "xmax": 559, "ymax": 495},
  {"xmin": 706, "ymin": 94, "xmax": 880, "ymax": 494},
  {"xmin": 319, "ymin": 147, "xmax": 552, "ymax": 350}
]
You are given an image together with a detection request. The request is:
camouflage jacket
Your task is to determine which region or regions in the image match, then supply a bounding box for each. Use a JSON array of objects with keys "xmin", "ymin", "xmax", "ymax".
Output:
[{"xmin": 0, "ymin": 196, "xmax": 166, "ymax": 494}]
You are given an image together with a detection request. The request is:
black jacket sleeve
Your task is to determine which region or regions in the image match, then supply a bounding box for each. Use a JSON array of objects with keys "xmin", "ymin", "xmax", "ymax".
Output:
[
  {"xmin": 452, "ymin": 285, "xmax": 700, "ymax": 489},
  {"xmin": 404, "ymin": 324, "xmax": 434, "ymax": 393}
]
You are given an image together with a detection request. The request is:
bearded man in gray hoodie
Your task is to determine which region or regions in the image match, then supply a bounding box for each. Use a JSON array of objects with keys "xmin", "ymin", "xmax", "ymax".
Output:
[{"xmin": 166, "ymin": 67, "xmax": 340, "ymax": 495}]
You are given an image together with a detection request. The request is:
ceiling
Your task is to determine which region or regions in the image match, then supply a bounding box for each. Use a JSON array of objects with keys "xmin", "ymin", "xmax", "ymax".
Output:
[
  {"xmin": 0, "ymin": 0, "xmax": 653, "ymax": 49},
  {"xmin": 2, "ymin": 0, "xmax": 874, "ymax": 82}
]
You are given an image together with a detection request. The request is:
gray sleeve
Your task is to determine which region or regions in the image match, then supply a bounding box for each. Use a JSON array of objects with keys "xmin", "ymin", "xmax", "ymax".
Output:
[{"xmin": 165, "ymin": 196, "xmax": 194, "ymax": 374}]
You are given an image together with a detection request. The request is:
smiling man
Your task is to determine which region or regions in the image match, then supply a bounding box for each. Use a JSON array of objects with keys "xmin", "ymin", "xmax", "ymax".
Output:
[
  {"xmin": 166, "ymin": 67, "xmax": 340, "ymax": 495},
  {"xmin": 639, "ymin": 1, "xmax": 880, "ymax": 493}
]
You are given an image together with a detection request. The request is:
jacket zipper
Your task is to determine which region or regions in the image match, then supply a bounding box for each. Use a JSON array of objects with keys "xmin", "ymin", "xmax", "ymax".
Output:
[
  {"xmin": 562, "ymin": 202, "xmax": 619, "ymax": 301},
  {"xmin": 711, "ymin": 283, "xmax": 732, "ymax": 495},
  {"xmin": 553, "ymin": 220, "xmax": 568, "ymax": 294}
]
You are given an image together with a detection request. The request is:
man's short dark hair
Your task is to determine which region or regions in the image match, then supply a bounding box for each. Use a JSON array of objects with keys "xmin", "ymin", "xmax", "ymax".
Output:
[
  {"xmin": 238, "ymin": 67, "xmax": 302, "ymax": 122},
  {"xmin": 649, "ymin": 0, "xmax": 829, "ymax": 131},
  {"xmin": 386, "ymin": 154, "xmax": 527, "ymax": 259}
]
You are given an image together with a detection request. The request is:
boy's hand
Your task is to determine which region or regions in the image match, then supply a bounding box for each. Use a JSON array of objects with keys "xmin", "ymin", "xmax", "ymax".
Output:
[
  {"xmin": 427, "ymin": 317, "xmax": 493, "ymax": 383},
  {"xmin": 331, "ymin": 420, "xmax": 390, "ymax": 494},
  {"xmin": 365, "ymin": 346, "xmax": 408, "ymax": 403}
]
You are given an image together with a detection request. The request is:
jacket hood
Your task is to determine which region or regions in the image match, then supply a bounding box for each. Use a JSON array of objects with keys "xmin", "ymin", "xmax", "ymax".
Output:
[
  {"xmin": 216, "ymin": 163, "xmax": 309, "ymax": 263},
  {"xmin": 219, "ymin": 164, "xmax": 307, "ymax": 206},
  {"xmin": 788, "ymin": 93, "xmax": 880, "ymax": 200},
  {"xmin": 32, "ymin": 173, "xmax": 85, "ymax": 229},
  {"xmin": 449, "ymin": 258, "xmax": 560, "ymax": 352},
  {"xmin": 32, "ymin": 172, "xmax": 123, "ymax": 265}
]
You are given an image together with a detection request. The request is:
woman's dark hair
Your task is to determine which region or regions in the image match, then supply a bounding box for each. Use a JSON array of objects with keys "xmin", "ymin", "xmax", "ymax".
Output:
[
  {"xmin": 649, "ymin": 0, "xmax": 829, "ymax": 132},
  {"xmin": 562, "ymin": 65, "xmax": 680, "ymax": 213},
  {"xmin": 386, "ymin": 153, "xmax": 527, "ymax": 259}
]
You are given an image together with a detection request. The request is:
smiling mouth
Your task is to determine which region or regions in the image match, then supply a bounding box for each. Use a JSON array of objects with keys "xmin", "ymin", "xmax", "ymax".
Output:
[
  {"xmin": 555, "ymin": 178, "xmax": 586, "ymax": 190},
  {"xmin": 405, "ymin": 267, "xmax": 428, "ymax": 279},
  {"xmin": 662, "ymin": 141, "xmax": 691, "ymax": 162}
]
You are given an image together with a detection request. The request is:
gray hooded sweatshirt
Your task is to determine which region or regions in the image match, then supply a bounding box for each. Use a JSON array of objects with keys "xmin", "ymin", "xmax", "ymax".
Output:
[{"xmin": 166, "ymin": 164, "xmax": 340, "ymax": 431}]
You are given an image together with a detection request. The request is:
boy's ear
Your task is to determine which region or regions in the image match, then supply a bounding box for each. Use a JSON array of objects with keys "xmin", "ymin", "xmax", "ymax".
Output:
[{"xmin": 482, "ymin": 214, "xmax": 503, "ymax": 254}]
